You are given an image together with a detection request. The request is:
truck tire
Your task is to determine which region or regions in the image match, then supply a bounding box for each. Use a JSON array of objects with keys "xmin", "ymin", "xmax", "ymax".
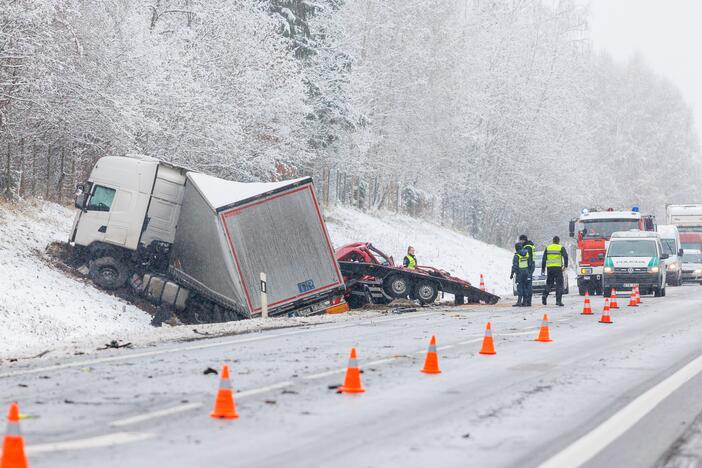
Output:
[
  {"xmin": 89, "ymin": 256, "xmax": 129, "ymax": 290},
  {"xmin": 413, "ymin": 281, "xmax": 438, "ymax": 305},
  {"xmin": 383, "ymin": 275, "xmax": 410, "ymax": 298}
]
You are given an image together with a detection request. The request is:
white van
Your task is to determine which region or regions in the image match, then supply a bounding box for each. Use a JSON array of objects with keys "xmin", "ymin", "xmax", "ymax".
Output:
[
  {"xmin": 603, "ymin": 231, "xmax": 668, "ymax": 297},
  {"xmin": 657, "ymin": 224, "xmax": 683, "ymax": 286}
]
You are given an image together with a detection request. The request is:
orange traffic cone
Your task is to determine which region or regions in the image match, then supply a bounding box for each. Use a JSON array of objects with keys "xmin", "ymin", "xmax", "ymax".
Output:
[
  {"xmin": 339, "ymin": 347, "xmax": 365, "ymax": 393},
  {"xmin": 479, "ymin": 322, "xmax": 496, "ymax": 355},
  {"xmin": 599, "ymin": 298, "xmax": 613, "ymax": 324},
  {"xmin": 581, "ymin": 291, "xmax": 593, "ymax": 315},
  {"xmin": 1, "ymin": 402, "xmax": 28, "ymax": 468},
  {"xmin": 628, "ymin": 288, "xmax": 638, "ymax": 307},
  {"xmin": 210, "ymin": 364, "xmax": 239, "ymax": 419},
  {"xmin": 609, "ymin": 290, "xmax": 619, "ymax": 309},
  {"xmin": 479, "ymin": 274, "xmax": 486, "ymax": 292},
  {"xmin": 420, "ymin": 336, "xmax": 441, "ymax": 374},
  {"xmin": 535, "ymin": 314, "xmax": 552, "ymax": 342}
]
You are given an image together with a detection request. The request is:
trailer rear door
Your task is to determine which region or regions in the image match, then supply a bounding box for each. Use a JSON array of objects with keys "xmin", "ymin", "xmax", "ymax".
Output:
[{"xmin": 219, "ymin": 183, "xmax": 343, "ymax": 314}]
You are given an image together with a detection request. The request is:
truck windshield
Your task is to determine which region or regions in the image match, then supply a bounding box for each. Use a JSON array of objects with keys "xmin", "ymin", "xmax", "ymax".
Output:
[
  {"xmin": 607, "ymin": 240, "xmax": 657, "ymax": 257},
  {"xmin": 660, "ymin": 239, "xmax": 676, "ymax": 255},
  {"xmin": 580, "ymin": 219, "xmax": 639, "ymax": 239}
]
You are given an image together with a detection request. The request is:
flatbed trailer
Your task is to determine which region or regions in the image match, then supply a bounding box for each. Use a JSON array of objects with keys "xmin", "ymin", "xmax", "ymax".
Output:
[{"xmin": 335, "ymin": 243, "xmax": 500, "ymax": 306}]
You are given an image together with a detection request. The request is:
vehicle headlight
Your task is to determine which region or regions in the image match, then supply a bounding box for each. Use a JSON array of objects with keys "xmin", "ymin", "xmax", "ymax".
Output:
[
  {"xmin": 667, "ymin": 264, "xmax": 677, "ymax": 271},
  {"xmin": 695, "ymin": 269, "xmax": 702, "ymax": 275},
  {"xmin": 580, "ymin": 268, "xmax": 592, "ymax": 275},
  {"xmin": 604, "ymin": 266, "xmax": 614, "ymax": 274},
  {"xmin": 649, "ymin": 266, "xmax": 660, "ymax": 273}
]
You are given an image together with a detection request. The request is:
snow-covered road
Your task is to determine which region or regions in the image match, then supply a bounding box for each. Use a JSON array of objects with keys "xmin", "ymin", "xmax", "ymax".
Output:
[{"xmin": 2, "ymin": 286, "xmax": 702, "ymax": 468}]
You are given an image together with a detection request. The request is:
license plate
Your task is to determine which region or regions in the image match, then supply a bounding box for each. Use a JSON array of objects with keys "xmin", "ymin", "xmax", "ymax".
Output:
[{"xmin": 623, "ymin": 283, "xmax": 636, "ymax": 287}]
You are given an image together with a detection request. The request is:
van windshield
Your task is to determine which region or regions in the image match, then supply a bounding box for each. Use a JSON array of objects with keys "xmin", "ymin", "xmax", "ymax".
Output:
[
  {"xmin": 660, "ymin": 239, "xmax": 676, "ymax": 255},
  {"xmin": 608, "ymin": 240, "xmax": 657, "ymax": 257}
]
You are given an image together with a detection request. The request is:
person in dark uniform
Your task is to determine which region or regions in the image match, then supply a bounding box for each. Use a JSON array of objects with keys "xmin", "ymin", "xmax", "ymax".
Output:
[
  {"xmin": 519, "ymin": 234, "xmax": 536, "ymax": 306},
  {"xmin": 541, "ymin": 236, "xmax": 568, "ymax": 306},
  {"xmin": 510, "ymin": 242, "xmax": 533, "ymax": 307},
  {"xmin": 403, "ymin": 246, "xmax": 417, "ymax": 269}
]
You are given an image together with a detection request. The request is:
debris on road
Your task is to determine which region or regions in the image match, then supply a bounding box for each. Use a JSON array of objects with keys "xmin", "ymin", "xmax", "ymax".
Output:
[
  {"xmin": 97, "ymin": 340, "xmax": 133, "ymax": 350},
  {"xmin": 203, "ymin": 367, "xmax": 218, "ymax": 375}
]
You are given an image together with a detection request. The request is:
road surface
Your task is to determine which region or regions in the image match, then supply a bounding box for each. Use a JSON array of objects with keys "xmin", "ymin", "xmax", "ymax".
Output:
[{"xmin": 2, "ymin": 286, "xmax": 702, "ymax": 468}]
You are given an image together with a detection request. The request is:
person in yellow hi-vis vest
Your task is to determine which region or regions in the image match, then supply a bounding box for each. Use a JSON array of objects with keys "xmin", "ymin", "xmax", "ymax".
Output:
[
  {"xmin": 541, "ymin": 236, "xmax": 569, "ymax": 306},
  {"xmin": 403, "ymin": 246, "xmax": 417, "ymax": 269}
]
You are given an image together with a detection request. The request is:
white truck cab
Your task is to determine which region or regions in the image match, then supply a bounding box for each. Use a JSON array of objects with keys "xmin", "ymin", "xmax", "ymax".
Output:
[{"xmin": 72, "ymin": 156, "xmax": 187, "ymax": 254}]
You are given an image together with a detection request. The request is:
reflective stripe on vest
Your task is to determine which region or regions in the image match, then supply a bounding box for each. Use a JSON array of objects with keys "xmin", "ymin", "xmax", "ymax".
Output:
[
  {"xmin": 545, "ymin": 244, "xmax": 563, "ymax": 268},
  {"xmin": 405, "ymin": 255, "xmax": 416, "ymax": 269},
  {"xmin": 517, "ymin": 253, "xmax": 529, "ymax": 269}
]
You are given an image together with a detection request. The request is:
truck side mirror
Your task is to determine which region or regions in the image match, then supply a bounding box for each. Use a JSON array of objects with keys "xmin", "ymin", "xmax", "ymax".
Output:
[
  {"xmin": 679, "ymin": 248, "xmax": 684, "ymax": 257},
  {"xmin": 568, "ymin": 220, "xmax": 575, "ymax": 238}
]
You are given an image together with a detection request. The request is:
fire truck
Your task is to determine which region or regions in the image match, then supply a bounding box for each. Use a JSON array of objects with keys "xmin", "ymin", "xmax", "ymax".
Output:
[{"xmin": 569, "ymin": 208, "xmax": 656, "ymax": 295}]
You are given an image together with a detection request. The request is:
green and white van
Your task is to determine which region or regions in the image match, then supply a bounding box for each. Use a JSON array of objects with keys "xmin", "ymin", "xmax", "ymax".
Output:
[{"xmin": 603, "ymin": 231, "xmax": 669, "ymax": 297}]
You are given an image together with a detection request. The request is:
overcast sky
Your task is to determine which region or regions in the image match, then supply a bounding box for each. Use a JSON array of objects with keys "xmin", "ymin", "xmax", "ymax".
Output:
[{"xmin": 583, "ymin": 0, "xmax": 702, "ymax": 139}]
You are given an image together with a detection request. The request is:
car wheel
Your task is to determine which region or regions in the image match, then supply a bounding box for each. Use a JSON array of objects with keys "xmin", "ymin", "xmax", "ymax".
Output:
[
  {"xmin": 89, "ymin": 256, "xmax": 129, "ymax": 290},
  {"xmin": 413, "ymin": 281, "xmax": 439, "ymax": 305},
  {"xmin": 383, "ymin": 275, "xmax": 410, "ymax": 298}
]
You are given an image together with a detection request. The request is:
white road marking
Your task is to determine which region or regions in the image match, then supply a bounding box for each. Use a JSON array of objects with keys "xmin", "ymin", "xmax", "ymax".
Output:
[
  {"xmin": 110, "ymin": 403, "xmax": 203, "ymax": 428},
  {"xmin": 111, "ymin": 381, "xmax": 294, "ymax": 428},
  {"xmin": 302, "ymin": 368, "xmax": 346, "ymax": 380},
  {"xmin": 365, "ymin": 358, "xmax": 398, "ymax": 366},
  {"xmin": 25, "ymin": 431, "xmax": 153, "ymax": 454},
  {"xmin": 0, "ymin": 312, "xmax": 437, "ymax": 379},
  {"xmin": 236, "ymin": 381, "xmax": 293, "ymax": 398},
  {"xmin": 537, "ymin": 353, "xmax": 702, "ymax": 468}
]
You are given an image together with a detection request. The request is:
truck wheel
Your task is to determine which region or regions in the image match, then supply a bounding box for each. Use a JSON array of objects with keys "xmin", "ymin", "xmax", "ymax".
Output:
[
  {"xmin": 413, "ymin": 281, "xmax": 438, "ymax": 305},
  {"xmin": 89, "ymin": 256, "xmax": 129, "ymax": 290},
  {"xmin": 383, "ymin": 275, "xmax": 410, "ymax": 298}
]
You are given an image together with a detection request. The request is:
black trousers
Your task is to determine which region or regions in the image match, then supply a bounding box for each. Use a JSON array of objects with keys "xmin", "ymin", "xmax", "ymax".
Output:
[{"xmin": 543, "ymin": 267, "xmax": 564, "ymax": 302}]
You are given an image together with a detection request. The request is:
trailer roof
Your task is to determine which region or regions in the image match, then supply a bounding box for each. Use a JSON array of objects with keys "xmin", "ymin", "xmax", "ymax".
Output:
[{"xmin": 187, "ymin": 172, "xmax": 312, "ymax": 211}]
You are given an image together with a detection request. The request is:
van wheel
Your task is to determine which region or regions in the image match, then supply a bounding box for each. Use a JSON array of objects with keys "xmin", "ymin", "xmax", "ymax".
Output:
[
  {"xmin": 654, "ymin": 287, "xmax": 662, "ymax": 297},
  {"xmin": 89, "ymin": 257, "xmax": 129, "ymax": 290}
]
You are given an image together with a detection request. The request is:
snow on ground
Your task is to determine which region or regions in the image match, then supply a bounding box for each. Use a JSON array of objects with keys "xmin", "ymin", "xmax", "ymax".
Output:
[
  {"xmin": 0, "ymin": 201, "xmax": 152, "ymax": 358},
  {"xmin": 0, "ymin": 201, "xmax": 511, "ymax": 359},
  {"xmin": 325, "ymin": 206, "xmax": 514, "ymax": 296}
]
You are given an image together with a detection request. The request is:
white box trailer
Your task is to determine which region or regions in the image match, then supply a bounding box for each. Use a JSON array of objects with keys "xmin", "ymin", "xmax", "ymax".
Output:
[
  {"xmin": 666, "ymin": 204, "xmax": 702, "ymax": 231},
  {"xmin": 169, "ymin": 172, "xmax": 345, "ymax": 318},
  {"xmin": 70, "ymin": 156, "xmax": 345, "ymax": 321}
]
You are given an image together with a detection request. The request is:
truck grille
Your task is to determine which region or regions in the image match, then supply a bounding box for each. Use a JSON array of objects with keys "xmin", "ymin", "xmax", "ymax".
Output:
[{"xmin": 613, "ymin": 267, "xmax": 648, "ymax": 273}]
